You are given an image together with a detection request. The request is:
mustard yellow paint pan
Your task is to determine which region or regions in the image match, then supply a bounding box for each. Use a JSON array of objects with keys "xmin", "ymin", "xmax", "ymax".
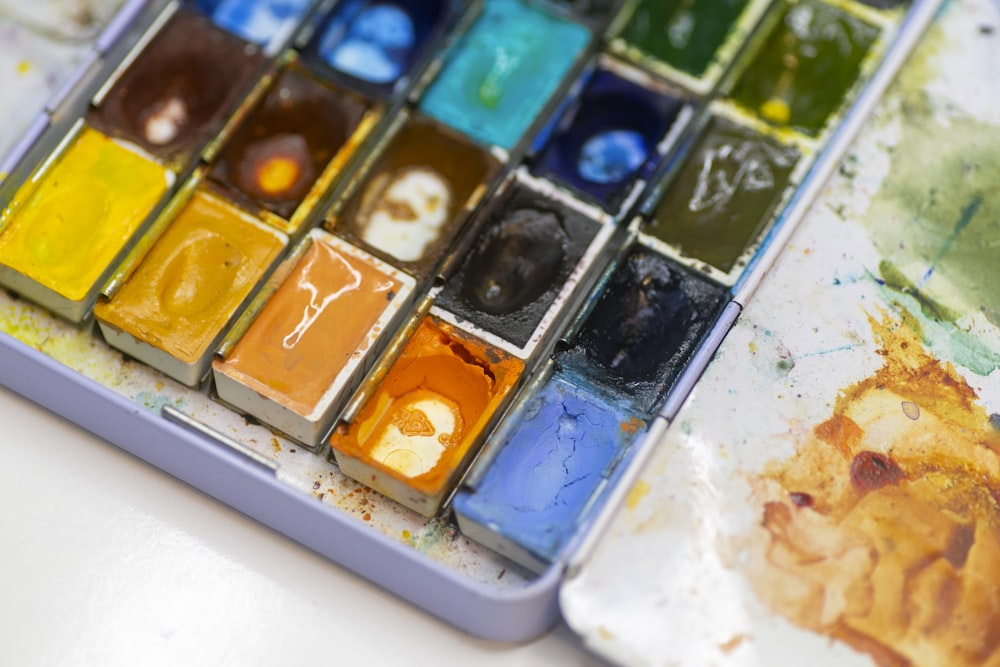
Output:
[
  {"xmin": 0, "ymin": 122, "xmax": 174, "ymax": 322},
  {"xmin": 213, "ymin": 228, "xmax": 416, "ymax": 447},
  {"xmin": 94, "ymin": 185, "xmax": 287, "ymax": 386}
]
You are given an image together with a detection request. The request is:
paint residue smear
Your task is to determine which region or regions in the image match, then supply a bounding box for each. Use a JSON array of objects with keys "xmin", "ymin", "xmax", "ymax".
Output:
[
  {"xmin": 749, "ymin": 315, "xmax": 1000, "ymax": 667},
  {"xmin": 865, "ymin": 46, "xmax": 1000, "ymax": 374}
]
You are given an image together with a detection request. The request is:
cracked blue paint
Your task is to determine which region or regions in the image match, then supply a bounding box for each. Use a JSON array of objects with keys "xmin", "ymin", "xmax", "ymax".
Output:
[{"xmin": 453, "ymin": 374, "xmax": 644, "ymax": 567}]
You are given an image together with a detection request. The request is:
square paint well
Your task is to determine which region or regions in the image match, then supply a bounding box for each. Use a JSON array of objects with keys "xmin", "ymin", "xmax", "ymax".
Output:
[
  {"xmin": 302, "ymin": 0, "xmax": 465, "ymax": 97},
  {"xmin": 436, "ymin": 177, "xmax": 605, "ymax": 349},
  {"xmin": 213, "ymin": 229, "xmax": 416, "ymax": 446},
  {"xmin": 89, "ymin": 8, "xmax": 264, "ymax": 168},
  {"xmin": 530, "ymin": 66, "xmax": 686, "ymax": 216},
  {"xmin": 329, "ymin": 113, "xmax": 501, "ymax": 278},
  {"xmin": 454, "ymin": 372, "xmax": 645, "ymax": 572},
  {"xmin": 95, "ymin": 187, "xmax": 287, "ymax": 386},
  {"xmin": 329, "ymin": 315, "xmax": 524, "ymax": 516},
  {"xmin": 644, "ymin": 115, "xmax": 799, "ymax": 277},
  {"xmin": 418, "ymin": 0, "xmax": 590, "ymax": 151},
  {"xmin": 555, "ymin": 243, "xmax": 726, "ymax": 416},
  {"xmin": 208, "ymin": 63, "xmax": 379, "ymax": 230},
  {"xmin": 0, "ymin": 124, "xmax": 172, "ymax": 321},
  {"xmin": 613, "ymin": 0, "xmax": 749, "ymax": 79},
  {"xmin": 728, "ymin": 0, "xmax": 880, "ymax": 136},
  {"xmin": 193, "ymin": 0, "xmax": 314, "ymax": 50}
]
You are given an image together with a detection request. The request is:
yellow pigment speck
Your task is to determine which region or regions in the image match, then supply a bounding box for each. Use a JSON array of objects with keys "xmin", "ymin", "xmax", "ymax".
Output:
[
  {"xmin": 16, "ymin": 60, "xmax": 30, "ymax": 75},
  {"xmin": 760, "ymin": 98, "xmax": 791, "ymax": 125},
  {"xmin": 0, "ymin": 126, "xmax": 170, "ymax": 302},
  {"xmin": 625, "ymin": 479, "xmax": 650, "ymax": 510}
]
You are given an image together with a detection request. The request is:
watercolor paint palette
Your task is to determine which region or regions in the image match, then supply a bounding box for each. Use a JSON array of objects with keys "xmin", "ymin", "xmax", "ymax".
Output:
[{"xmin": 0, "ymin": 0, "xmax": 943, "ymax": 648}]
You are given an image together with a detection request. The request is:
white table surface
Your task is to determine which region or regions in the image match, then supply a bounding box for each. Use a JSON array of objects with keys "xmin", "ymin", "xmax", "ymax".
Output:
[{"xmin": 0, "ymin": 383, "xmax": 604, "ymax": 667}]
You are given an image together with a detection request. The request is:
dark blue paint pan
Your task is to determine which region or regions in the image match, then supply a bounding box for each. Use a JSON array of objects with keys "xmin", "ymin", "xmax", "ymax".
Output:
[{"xmin": 530, "ymin": 59, "xmax": 691, "ymax": 218}]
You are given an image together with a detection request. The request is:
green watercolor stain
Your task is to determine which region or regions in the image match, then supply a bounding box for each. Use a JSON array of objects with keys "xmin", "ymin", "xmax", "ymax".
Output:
[
  {"xmin": 645, "ymin": 115, "xmax": 799, "ymax": 273},
  {"xmin": 850, "ymin": 0, "xmax": 1000, "ymax": 376},
  {"xmin": 134, "ymin": 390, "xmax": 185, "ymax": 413},
  {"xmin": 875, "ymin": 259, "xmax": 1000, "ymax": 374},
  {"xmin": 917, "ymin": 196, "xmax": 983, "ymax": 287},
  {"xmin": 877, "ymin": 260, "xmax": 961, "ymax": 324},
  {"xmin": 848, "ymin": 7, "xmax": 1000, "ymax": 376},
  {"xmin": 413, "ymin": 517, "xmax": 458, "ymax": 554},
  {"xmin": 618, "ymin": 0, "xmax": 748, "ymax": 77},
  {"xmin": 729, "ymin": 0, "xmax": 879, "ymax": 136},
  {"xmin": 865, "ymin": 111, "xmax": 1000, "ymax": 323},
  {"xmin": 872, "ymin": 283, "xmax": 1000, "ymax": 377}
]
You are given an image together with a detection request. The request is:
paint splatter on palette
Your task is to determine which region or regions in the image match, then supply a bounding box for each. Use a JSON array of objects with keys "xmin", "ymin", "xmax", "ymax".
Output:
[
  {"xmin": 0, "ymin": 0, "xmax": 946, "ymax": 647},
  {"xmin": 560, "ymin": 2, "xmax": 1000, "ymax": 664}
]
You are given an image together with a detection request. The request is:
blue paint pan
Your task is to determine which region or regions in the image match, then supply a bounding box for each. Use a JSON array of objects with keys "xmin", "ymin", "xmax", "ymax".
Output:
[
  {"xmin": 454, "ymin": 368, "xmax": 644, "ymax": 572},
  {"xmin": 530, "ymin": 62, "xmax": 689, "ymax": 217}
]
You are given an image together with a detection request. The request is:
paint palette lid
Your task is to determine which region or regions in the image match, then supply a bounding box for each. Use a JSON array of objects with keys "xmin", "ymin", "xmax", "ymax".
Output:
[{"xmin": 557, "ymin": 3, "xmax": 995, "ymax": 665}]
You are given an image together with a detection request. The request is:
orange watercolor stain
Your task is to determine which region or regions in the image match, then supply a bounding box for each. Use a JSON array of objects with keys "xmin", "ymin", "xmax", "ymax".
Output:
[
  {"xmin": 813, "ymin": 413, "xmax": 864, "ymax": 457},
  {"xmin": 748, "ymin": 313, "xmax": 1000, "ymax": 667},
  {"xmin": 620, "ymin": 417, "xmax": 644, "ymax": 435},
  {"xmin": 719, "ymin": 634, "xmax": 749, "ymax": 654}
]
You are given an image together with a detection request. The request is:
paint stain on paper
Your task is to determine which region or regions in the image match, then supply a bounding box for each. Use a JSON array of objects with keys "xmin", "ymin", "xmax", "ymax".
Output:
[
  {"xmin": 748, "ymin": 314, "xmax": 1000, "ymax": 667},
  {"xmin": 626, "ymin": 480, "xmax": 650, "ymax": 511},
  {"xmin": 861, "ymin": 22, "xmax": 1000, "ymax": 375}
]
